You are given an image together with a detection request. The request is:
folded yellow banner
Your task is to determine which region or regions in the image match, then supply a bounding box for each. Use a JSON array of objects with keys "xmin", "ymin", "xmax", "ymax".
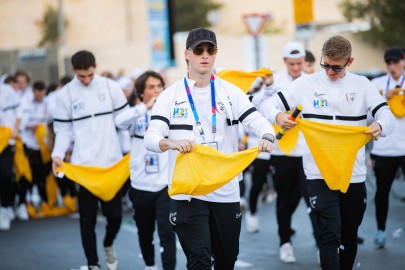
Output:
[
  {"xmin": 169, "ymin": 145, "xmax": 259, "ymax": 196},
  {"xmin": 14, "ymin": 137, "xmax": 32, "ymax": 183},
  {"xmin": 0, "ymin": 126, "xmax": 12, "ymax": 154},
  {"xmin": 273, "ymin": 124, "xmax": 300, "ymax": 155},
  {"xmin": 56, "ymin": 154, "xmax": 130, "ymax": 201},
  {"xmin": 34, "ymin": 124, "xmax": 52, "ymax": 164},
  {"xmin": 387, "ymin": 90, "xmax": 405, "ymax": 118},
  {"xmin": 216, "ymin": 68, "xmax": 272, "ymax": 93},
  {"xmin": 297, "ymin": 119, "xmax": 371, "ymax": 193}
]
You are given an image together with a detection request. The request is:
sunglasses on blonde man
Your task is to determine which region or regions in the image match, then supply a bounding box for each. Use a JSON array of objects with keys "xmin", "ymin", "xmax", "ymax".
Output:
[{"xmin": 191, "ymin": 46, "xmax": 218, "ymax": 56}]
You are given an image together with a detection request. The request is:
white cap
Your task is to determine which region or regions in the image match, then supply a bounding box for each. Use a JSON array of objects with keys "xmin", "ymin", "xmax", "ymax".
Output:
[
  {"xmin": 282, "ymin": 42, "xmax": 305, "ymax": 59},
  {"xmin": 117, "ymin": 77, "xmax": 133, "ymax": 91},
  {"xmin": 129, "ymin": 68, "xmax": 145, "ymax": 80}
]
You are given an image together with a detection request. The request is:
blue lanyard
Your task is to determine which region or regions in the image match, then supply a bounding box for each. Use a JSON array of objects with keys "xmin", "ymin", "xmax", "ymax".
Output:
[
  {"xmin": 144, "ymin": 113, "xmax": 149, "ymax": 131},
  {"xmin": 386, "ymin": 72, "xmax": 405, "ymax": 91},
  {"xmin": 183, "ymin": 75, "xmax": 216, "ymax": 141}
]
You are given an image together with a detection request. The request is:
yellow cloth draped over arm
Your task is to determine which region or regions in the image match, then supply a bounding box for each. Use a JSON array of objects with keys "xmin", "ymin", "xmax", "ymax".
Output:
[
  {"xmin": 169, "ymin": 145, "xmax": 259, "ymax": 196},
  {"xmin": 56, "ymin": 154, "xmax": 130, "ymax": 201},
  {"xmin": 297, "ymin": 119, "xmax": 371, "ymax": 193},
  {"xmin": 14, "ymin": 137, "xmax": 32, "ymax": 183},
  {"xmin": 0, "ymin": 127, "xmax": 12, "ymax": 154},
  {"xmin": 216, "ymin": 68, "xmax": 272, "ymax": 93},
  {"xmin": 34, "ymin": 124, "xmax": 52, "ymax": 164},
  {"xmin": 387, "ymin": 90, "xmax": 405, "ymax": 118}
]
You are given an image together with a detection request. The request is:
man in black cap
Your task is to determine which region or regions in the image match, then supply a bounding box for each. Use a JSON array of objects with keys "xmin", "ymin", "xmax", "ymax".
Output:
[
  {"xmin": 144, "ymin": 27, "xmax": 276, "ymax": 269},
  {"xmin": 370, "ymin": 47, "xmax": 405, "ymax": 249}
]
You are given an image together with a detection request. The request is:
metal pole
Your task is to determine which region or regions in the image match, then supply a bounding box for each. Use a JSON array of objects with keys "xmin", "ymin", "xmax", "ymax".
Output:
[
  {"xmin": 254, "ymin": 35, "xmax": 260, "ymax": 69},
  {"xmin": 57, "ymin": 0, "xmax": 64, "ymax": 45}
]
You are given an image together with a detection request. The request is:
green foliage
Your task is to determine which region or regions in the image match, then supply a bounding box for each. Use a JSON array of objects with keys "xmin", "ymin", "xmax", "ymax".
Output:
[
  {"xmin": 340, "ymin": 0, "xmax": 405, "ymax": 47},
  {"xmin": 37, "ymin": 4, "xmax": 67, "ymax": 46},
  {"xmin": 172, "ymin": 0, "xmax": 222, "ymax": 32}
]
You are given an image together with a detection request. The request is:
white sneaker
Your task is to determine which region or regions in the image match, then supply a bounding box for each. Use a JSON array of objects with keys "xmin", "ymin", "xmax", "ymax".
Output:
[
  {"xmin": 104, "ymin": 246, "xmax": 118, "ymax": 270},
  {"xmin": 79, "ymin": 266, "xmax": 100, "ymax": 270},
  {"xmin": 16, "ymin": 204, "xmax": 29, "ymax": 221},
  {"xmin": 0, "ymin": 207, "xmax": 11, "ymax": 231},
  {"xmin": 7, "ymin": 207, "xmax": 15, "ymax": 221},
  {"xmin": 245, "ymin": 212, "xmax": 260, "ymax": 233},
  {"xmin": 280, "ymin": 242, "xmax": 296, "ymax": 263}
]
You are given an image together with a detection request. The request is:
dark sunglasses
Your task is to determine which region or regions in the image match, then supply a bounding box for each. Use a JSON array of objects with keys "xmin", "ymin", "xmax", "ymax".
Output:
[
  {"xmin": 191, "ymin": 46, "xmax": 218, "ymax": 56},
  {"xmin": 320, "ymin": 57, "xmax": 350, "ymax": 73}
]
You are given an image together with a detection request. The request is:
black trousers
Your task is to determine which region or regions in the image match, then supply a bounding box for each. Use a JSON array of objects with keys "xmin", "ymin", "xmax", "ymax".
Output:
[
  {"xmin": 25, "ymin": 148, "xmax": 50, "ymax": 203},
  {"xmin": 128, "ymin": 186, "xmax": 176, "ymax": 270},
  {"xmin": 0, "ymin": 145, "xmax": 15, "ymax": 207},
  {"xmin": 78, "ymin": 186, "xmax": 122, "ymax": 267},
  {"xmin": 249, "ymin": 158, "xmax": 271, "ymax": 214},
  {"xmin": 307, "ymin": 180, "xmax": 367, "ymax": 270},
  {"xmin": 170, "ymin": 198, "xmax": 241, "ymax": 270},
  {"xmin": 271, "ymin": 155, "xmax": 304, "ymax": 246},
  {"xmin": 372, "ymin": 154, "xmax": 405, "ymax": 231},
  {"xmin": 59, "ymin": 175, "xmax": 77, "ymax": 197}
]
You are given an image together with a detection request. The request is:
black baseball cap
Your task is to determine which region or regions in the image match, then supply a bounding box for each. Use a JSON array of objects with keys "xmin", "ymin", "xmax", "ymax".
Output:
[
  {"xmin": 384, "ymin": 48, "xmax": 404, "ymax": 62},
  {"xmin": 186, "ymin": 28, "xmax": 217, "ymax": 49}
]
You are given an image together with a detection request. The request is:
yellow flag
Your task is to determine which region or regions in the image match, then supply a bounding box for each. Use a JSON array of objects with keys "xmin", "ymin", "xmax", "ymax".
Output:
[
  {"xmin": 297, "ymin": 119, "xmax": 371, "ymax": 193},
  {"xmin": 387, "ymin": 90, "xmax": 405, "ymax": 118},
  {"xmin": 169, "ymin": 145, "xmax": 259, "ymax": 196},
  {"xmin": 57, "ymin": 154, "xmax": 130, "ymax": 201},
  {"xmin": 34, "ymin": 124, "xmax": 52, "ymax": 164},
  {"xmin": 273, "ymin": 124, "xmax": 300, "ymax": 155},
  {"xmin": 0, "ymin": 127, "xmax": 12, "ymax": 154},
  {"xmin": 14, "ymin": 137, "xmax": 32, "ymax": 183},
  {"xmin": 216, "ymin": 68, "xmax": 272, "ymax": 93},
  {"xmin": 45, "ymin": 173, "xmax": 58, "ymax": 207}
]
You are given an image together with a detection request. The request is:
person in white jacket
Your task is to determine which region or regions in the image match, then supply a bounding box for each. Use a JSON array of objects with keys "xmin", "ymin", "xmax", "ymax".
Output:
[
  {"xmin": 144, "ymin": 27, "xmax": 275, "ymax": 270},
  {"xmin": 370, "ymin": 47, "xmax": 405, "ymax": 248},
  {"xmin": 256, "ymin": 36, "xmax": 395, "ymax": 270},
  {"xmin": 115, "ymin": 70, "xmax": 176, "ymax": 270},
  {"xmin": 51, "ymin": 51, "xmax": 128, "ymax": 270}
]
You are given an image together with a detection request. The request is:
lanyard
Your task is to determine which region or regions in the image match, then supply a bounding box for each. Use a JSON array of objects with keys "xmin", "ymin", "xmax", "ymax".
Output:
[
  {"xmin": 386, "ymin": 72, "xmax": 405, "ymax": 91},
  {"xmin": 183, "ymin": 75, "xmax": 216, "ymax": 141},
  {"xmin": 144, "ymin": 113, "xmax": 149, "ymax": 131}
]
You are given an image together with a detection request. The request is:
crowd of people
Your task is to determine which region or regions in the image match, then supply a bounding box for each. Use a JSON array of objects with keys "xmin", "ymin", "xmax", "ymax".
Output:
[{"xmin": 0, "ymin": 27, "xmax": 404, "ymax": 270}]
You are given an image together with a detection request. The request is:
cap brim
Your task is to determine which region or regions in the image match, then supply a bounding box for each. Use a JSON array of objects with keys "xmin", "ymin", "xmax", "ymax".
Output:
[
  {"xmin": 385, "ymin": 56, "xmax": 402, "ymax": 61},
  {"xmin": 189, "ymin": 40, "xmax": 216, "ymax": 49}
]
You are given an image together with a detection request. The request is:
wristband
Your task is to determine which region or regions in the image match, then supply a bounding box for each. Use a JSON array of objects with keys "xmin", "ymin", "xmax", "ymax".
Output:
[{"xmin": 262, "ymin": 134, "xmax": 275, "ymax": 143}]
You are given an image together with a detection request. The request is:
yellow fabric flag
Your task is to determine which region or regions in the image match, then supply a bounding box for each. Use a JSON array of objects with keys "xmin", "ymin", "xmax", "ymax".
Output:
[
  {"xmin": 297, "ymin": 119, "xmax": 371, "ymax": 193},
  {"xmin": 56, "ymin": 154, "xmax": 130, "ymax": 201},
  {"xmin": 387, "ymin": 89, "xmax": 405, "ymax": 118},
  {"xmin": 45, "ymin": 173, "xmax": 58, "ymax": 207},
  {"xmin": 273, "ymin": 124, "xmax": 300, "ymax": 155},
  {"xmin": 34, "ymin": 124, "xmax": 52, "ymax": 164},
  {"xmin": 169, "ymin": 145, "xmax": 259, "ymax": 196},
  {"xmin": 0, "ymin": 127, "xmax": 12, "ymax": 154},
  {"xmin": 35, "ymin": 124, "xmax": 51, "ymax": 164},
  {"xmin": 14, "ymin": 137, "xmax": 32, "ymax": 183},
  {"xmin": 216, "ymin": 68, "xmax": 272, "ymax": 93}
]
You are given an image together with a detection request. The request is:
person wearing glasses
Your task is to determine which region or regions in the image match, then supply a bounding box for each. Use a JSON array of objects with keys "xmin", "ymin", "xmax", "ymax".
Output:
[
  {"xmin": 115, "ymin": 71, "xmax": 176, "ymax": 270},
  {"xmin": 369, "ymin": 48, "xmax": 405, "ymax": 249},
  {"xmin": 255, "ymin": 35, "xmax": 395, "ymax": 270},
  {"xmin": 144, "ymin": 27, "xmax": 276, "ymax": 270}
]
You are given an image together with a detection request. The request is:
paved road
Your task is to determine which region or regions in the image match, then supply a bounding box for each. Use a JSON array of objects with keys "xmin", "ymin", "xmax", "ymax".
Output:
[{"xmin": 1, "ymin": 171, "xmax": 404, "ymax": 270}]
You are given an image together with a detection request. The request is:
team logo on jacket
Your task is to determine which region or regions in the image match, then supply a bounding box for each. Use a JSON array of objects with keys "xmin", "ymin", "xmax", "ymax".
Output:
[
  {"xmin": 173, "ymin": 107, "xmax": 188, "ymax": 118},
  {"xmin": 313, "ymin": 99, "xmax": 328, "ymax": 108},
  {"xmin": 98, "ymin": 92, "xmax": 106, "ymax": 101},
  {"xmin": 72, "ymin": 102, "xmax": 85, "ymax": 111},
  {"xmin": 216, "ymin": 101, "xmax": 226, "ymax": 114},
  {"xmin": 345, "ymin": 93, "xmax": 356, "ymax": 104}
]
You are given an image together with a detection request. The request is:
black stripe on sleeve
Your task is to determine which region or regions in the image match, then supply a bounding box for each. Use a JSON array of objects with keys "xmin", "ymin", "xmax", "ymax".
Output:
[
  {"xmin": 94, "ymin": 111, "xmax": 113, "ymax": 117},
  {"xmin": 53, "ymin": 118, "xmax": 73, "ymax": 123},
  {"xmin": 151, "ymin": 115, "xmax": 170, "ymax": 127},
  {"xmin": 249, "ymin": 95, "xmax": 254, "ymax": 102},
  {"xmin": 226, "ymin": 119, "xmax": 239, "ymax": 126},
  {"xmin": 335, "ymin": 115, "xmax": 367, "ymax": 121},
  {"xmin": 113, "ymin": 102, "xmax": 128, "ymax": 112},
  {"xmin": 302, "ymin": 114, "xmax": 333, "ymax": 120},
  {"xmin": 2, "ymin": 103, "xmax": 19, "ymax": 112},
  {"xmin": 371, "ymin": 102, "xmax": 388, "ymax": 118},
  {"xmin": 277, "ymin": 92, "xmax": 290, "ymax": 111},
  {"xmin": 239, "ymin": 107, "xmax": 257, "ymax": 122},
  {"xmin": 169, "ymin": 124, "xmax": 193, "ymax": 131}
]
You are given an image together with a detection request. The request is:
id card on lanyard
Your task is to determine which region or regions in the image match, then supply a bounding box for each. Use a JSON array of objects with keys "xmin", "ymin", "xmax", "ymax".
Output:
[
  {"xmin": 145, "ymin": 154, "xmax": 159, "ymax": 174},
  {"xmin": 184, "ymin": 75, "xmax": 218, "ymax": 150}
]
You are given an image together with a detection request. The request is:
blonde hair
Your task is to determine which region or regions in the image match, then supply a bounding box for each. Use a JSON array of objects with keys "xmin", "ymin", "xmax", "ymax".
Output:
[{"xmin": 322, "ymin": 36, "xmax": 352, "ymax": 60}]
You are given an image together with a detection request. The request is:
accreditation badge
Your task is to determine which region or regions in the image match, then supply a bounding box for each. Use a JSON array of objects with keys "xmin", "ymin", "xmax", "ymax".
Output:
[
  {"xmin": 145, "ymin": 154, "xmax": 159, "ymax": 174},
  {"xmin": 201, "ymin": 140, "xmax": 219, "ymax": 150}
]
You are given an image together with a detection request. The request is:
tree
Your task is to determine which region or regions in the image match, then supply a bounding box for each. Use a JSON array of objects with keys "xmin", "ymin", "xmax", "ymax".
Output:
[
  {"xmin": 172, "ymin": 0, "xmax": 222, "ymax": 32},
  {"xmin": 37, "ymin": 4, "xmax": 68, "ymax": 46},
  {"xmin": 340, "ymin": 0, "xmax": 405, "ymax": 47}
]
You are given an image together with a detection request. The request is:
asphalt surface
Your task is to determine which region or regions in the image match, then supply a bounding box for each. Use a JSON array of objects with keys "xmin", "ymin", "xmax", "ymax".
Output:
[{"xmin": 1, "ymin": 168, "xmax": 404, "ymax": 270}]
